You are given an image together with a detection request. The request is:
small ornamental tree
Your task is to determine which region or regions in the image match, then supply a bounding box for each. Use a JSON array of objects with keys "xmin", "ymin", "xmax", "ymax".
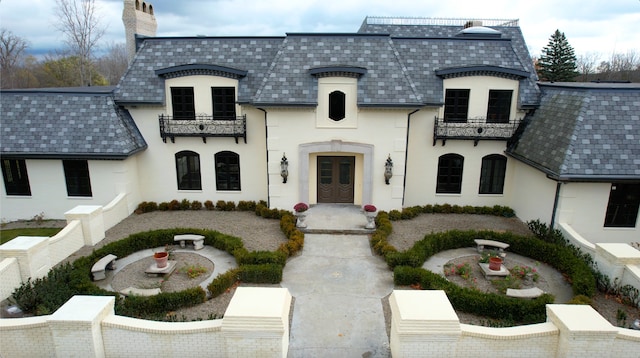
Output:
[{"xmin": 537, "ymin": 29, "xmax": 578, "ymax": 82}]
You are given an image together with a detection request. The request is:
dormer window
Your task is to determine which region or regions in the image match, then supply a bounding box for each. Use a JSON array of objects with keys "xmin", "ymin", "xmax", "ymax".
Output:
[
  {"xmin": 487, "ymin": 90, "xmax": 512, "ymax": 123},
  {"xmin": 329, "ymin": 91, "xmax": 346, "ymax": 121},
  {"xmin": 444, "ymin": 89, "xmax": 470, "ymax": 123},
  {"xmin": 212, "ymin": 87, "xmax": 236, "ymax": 119},
  {"xmin": 171, "ymin": 87, "xmax": 195, "ymax": 120}
]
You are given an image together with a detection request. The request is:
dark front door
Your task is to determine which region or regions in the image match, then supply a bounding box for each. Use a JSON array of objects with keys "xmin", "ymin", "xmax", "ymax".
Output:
[{"xmin": 317, "ymin": 156, "xmax": 355, "ymax": 203}]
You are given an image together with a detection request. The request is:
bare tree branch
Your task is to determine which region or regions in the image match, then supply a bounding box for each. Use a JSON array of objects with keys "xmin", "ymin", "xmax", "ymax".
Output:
[{"xmin": 54, "ymin": 0, "xmax": 106, "ymax": 86}]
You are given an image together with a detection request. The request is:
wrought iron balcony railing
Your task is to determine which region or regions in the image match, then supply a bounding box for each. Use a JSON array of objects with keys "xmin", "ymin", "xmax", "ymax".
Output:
[
  {"xmin": 159, "ymin": 114, "xmax": 246, "ymax": 143},
  {"xmin": 433, "ymin": 117, "xmax": 522, "ymax": 146}
]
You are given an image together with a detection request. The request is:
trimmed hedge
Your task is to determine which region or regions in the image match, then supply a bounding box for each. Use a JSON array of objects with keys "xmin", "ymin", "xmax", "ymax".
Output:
[
  {"xmin": 394, "ymin": 266, "xmax": 553, "ymax": 323},
  {"xmin": 239, "ymin": 264, "xmax": 283, "ymax": 284},
  {"xmin": 368, "ymin": 206, "xmax": 597, "ymax": 324}
]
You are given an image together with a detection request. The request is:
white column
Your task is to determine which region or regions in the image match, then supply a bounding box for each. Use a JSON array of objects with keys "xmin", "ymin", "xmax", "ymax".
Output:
[
  {"xmin": 47, "ymin": 295, "xmax": 115, "ymax": 358},
  {"xmin": 0, "ymin": 236, "xmax": 50, "ymax": 281},
  {"xmin": 65, "ymin": 205, "xmax": 105, "ymax": 245},
  {"xmin": 222, "ymin": 287, "xmax": 292, "ymax": 358},
  {"xmin": 389, "ymin": 290, "xmax": 461, "ymax": 357},
  {"xmin": 547, "ymin": 304, "xmax": 618, "ymax": 358}
]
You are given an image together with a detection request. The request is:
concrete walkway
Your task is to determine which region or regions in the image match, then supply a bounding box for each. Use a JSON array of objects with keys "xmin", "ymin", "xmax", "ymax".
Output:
[{"xmin": 282, "ymin": 233, "xmax": 393, "ymax": 357}]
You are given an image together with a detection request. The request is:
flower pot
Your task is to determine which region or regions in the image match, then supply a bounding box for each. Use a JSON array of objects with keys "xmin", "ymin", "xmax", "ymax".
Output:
[
  {"xmin": 488, "ymin": 257, "xmax": 502, "ymax": 271},
  {"xmin": 153, "ymin": 251, "xmax": 169, "ymax": 268}
]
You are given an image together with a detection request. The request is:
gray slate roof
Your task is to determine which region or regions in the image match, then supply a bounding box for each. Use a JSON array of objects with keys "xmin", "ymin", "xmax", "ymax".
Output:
[
  {"xmin": 115, "ymin": 19, "xmax": 539, "ymax": 108},
  {"xmin": 508, "ymin": 83, "xmax": 640, "ymax": 180},
  {"xmin": 116, "ymin": 37, "xmax": 284, "ymax": 104},
  {"xmin": 358, "ymin": 22, "xmax": 539, "ymax": 107},
  {"xmin": 1, "ymin": 87, "xmax": 147, "ymax": 159}
]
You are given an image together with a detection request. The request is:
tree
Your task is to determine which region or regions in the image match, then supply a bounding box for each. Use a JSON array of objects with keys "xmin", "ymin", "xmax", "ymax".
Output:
[
  {"xmin": 39, "ymin": 55, "xmax": 107, "ymax": 87},
  {"xmin": 95, "ymin": 42, "xmax": 129, "ymax": 85},
  {"xmin": 537, "ymin": 29, "xmax": 578, "ymax": 82},
  {"xmin": 576, "ymin": 52, "xmax": 601, "ymax": 82},
  {"xmin": 54, "ymin": 0, "xmax": 106, "ymax": 86},
  {"xmin": 0, "ymin": 28, "xmax": 29, "ymax": 88}
]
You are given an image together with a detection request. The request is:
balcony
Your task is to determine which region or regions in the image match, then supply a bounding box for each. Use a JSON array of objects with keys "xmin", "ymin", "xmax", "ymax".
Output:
[
  {"xmin": 433, "ymin": 117, "xmax": 522, "ymax": 146},
  {"xmin": 159, "ymin": 114, "xmax": 246, "ymax": 143}
]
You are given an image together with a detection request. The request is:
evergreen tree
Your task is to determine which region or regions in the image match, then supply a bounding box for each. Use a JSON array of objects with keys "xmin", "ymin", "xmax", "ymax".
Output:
[{"xmin": 537, "ymin": 29, "xmax": 578, "ymax": 82}]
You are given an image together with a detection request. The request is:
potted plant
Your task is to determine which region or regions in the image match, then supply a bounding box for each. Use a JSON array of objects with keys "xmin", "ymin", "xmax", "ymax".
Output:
[
  {"xmin": 363, "ymin": 204, "xmax": 377, "ymax": 229},
  {"xmin": 293, "ymin": 202, "xmax": 308, "ymax": 228},
  {"xmin": 153, "ymin": 250, "xmax": 169, "ymax": 268}
]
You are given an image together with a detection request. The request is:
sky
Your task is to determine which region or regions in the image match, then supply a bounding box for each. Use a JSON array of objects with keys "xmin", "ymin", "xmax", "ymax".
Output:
[{"xmin": 1, "ymin": 0, "xmax": 639, "ymax": 61}]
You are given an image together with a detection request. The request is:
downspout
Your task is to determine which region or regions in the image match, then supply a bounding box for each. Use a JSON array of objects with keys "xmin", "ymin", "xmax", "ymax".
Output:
[
  {"xmin": 402, "ymin": 108, "xmax": 420, "ymax": 206},
  {"xmin": 550, "ymin": 181, "xmax": 562, "ymax": 229},
  {"xmin": 258, "ymin": 108, "xmax": 270, "ymax": 207}
]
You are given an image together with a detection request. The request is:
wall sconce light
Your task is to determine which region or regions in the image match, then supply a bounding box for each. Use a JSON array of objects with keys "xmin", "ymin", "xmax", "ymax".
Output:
[
  {"xmin": 280, "ymin": 153, "xmax": 289, "ymax": 183},
  {"xmin": 384, "ymin": 154, "xmax": 393, "ymax": 185}
]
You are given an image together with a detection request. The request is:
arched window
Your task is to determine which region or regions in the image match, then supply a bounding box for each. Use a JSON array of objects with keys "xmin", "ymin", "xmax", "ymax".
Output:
[
  {"xmin": 135, "ymin": 0, "xmax": 140, "ymax": 10},
  {"xmin": 479, "ymin": 154, "xmax": 507, "ymax": 194},
  {"xmin": 175, "ymin": 151, "xmax": 201, "ymax": 190},
  {"xmin": 328, "ymin": 90, "xmax": 346, "ymax": 121},
  {"xmin": 148, "ymin": 5, "xmax": 154, "ymax": 15},
  {"xmin": 436, "ymin": 154, "xmax": 464, "ymax": 194},
  {"xmin": 215, "ymin": 151, "xmax": 240, "ymax": 191}
]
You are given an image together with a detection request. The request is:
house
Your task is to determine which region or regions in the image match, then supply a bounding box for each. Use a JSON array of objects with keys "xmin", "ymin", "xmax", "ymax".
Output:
[{"xmin": 1, "ymin": 5, "xmax": 638, "ymax": 244}]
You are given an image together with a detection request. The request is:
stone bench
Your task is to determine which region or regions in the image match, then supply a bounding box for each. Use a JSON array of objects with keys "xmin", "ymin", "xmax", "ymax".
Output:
[
  {"xmin": 474, "ymin": 239, "xmax": 509, "ymax": 254},
  {"xmin": 120, "ymin": 286, "xmax": 162, "ymax": 297},
  {"xmin": 174, "ymin": 234, "xmax": 205, "ymax": 250},
  {"xmin": 91, "ymin": 254, "xmax": 117, "ymax": 281},
  {"xmin": 506, "ymin": 287, "xmax": 544, "ymax": 299}
]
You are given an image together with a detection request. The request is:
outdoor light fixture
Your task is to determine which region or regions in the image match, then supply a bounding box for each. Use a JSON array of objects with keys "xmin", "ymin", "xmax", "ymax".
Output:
[
  {"xmin": 280, "ymin": 153, "xmax": 289, "ymax": 183},
  {"xmin": 384, "ymin": 154, "xmax": 393, "ymax": 185}
]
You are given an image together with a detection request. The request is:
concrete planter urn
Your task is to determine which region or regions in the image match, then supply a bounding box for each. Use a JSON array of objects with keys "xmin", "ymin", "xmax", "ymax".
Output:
[
  {"xmin": 363, "ymin": 205, "xmax": 377, "ymax": 229},
  {"xmin": 293, "ymin": 203, "xmax": 308, "ymax": 228}
]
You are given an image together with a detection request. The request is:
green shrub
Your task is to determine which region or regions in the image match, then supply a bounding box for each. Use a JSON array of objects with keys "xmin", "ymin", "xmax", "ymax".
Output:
[
  {"xmin": 207, "ymin": 268, "xmax": 241, "ymax": 298},
  {"xmin": 237, "ymin": 200, "xmax": 257, "ymax": 211},
  {"xmin": 568, "ymin": 295, "xmax": 592, "ymax": 305},
  {"xmin": 204, "ymin": 200, "xmax": 215, "ymax": 210},
  {"xmin": 168, "ymin": 200, "xmax": 181, "ymax": 211},
  {"xmin": 388, "ymin": 209, "xmax": 402, "ymax": 221},
  {"xmin": 190, "ymin": 200, "xmax": 203, "ymax": 210},
  {"xmin": 393, "ymin": 266, "xmax": 553, "ymax": 323},
  {"xmin": 180, "ymin": 199, "xmax": 191, "ymax": 210},
  {"xmin": 158, "ymin": 202, "xmax": 170, "ymax": 211},
  {"xmin": 216, "ymin": 200, "xmax": 236, "ymax": 211},
  {"xmin": 117, "ymin": 287, "xmax": 206, "ymax": 318},
  {"xmin": 239, "ymin": 250, "xmax": 287, "ymax": 266},
  {"xmin": 135, "ymin": 201, "xmax": 158, "ymax": 213},
  {"xmin": 239, "ymin": 264, "xmax": 283, "ymax": 284}
]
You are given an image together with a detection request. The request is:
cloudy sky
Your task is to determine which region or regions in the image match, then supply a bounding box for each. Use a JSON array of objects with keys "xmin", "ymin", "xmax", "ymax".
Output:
[{"xmin": 1, "ymin": 0, "xmax": 639, "ymax": 61}]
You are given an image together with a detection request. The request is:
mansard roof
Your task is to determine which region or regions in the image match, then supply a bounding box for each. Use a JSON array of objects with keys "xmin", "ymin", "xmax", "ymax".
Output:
[
  {"xmin": 115, "ymin": 17, "xmax": 540, "ymax": 108},
  {"xmin": 0, "ymin": 87, "xmax": 147, "ymax": 159},
  {"xmin": 508, "ymin": 82, "xmax": 640, "ymax": 181}
]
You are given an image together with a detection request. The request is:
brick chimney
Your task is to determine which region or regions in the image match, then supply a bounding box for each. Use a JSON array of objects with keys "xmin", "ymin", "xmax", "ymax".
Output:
[{"xmin": 122, "ymin": 0, "xmax": 157, "ymax": 63}]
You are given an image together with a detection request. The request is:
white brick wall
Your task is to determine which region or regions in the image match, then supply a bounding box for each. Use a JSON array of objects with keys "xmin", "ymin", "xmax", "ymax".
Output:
[
  {"xmin": 0, "ymin": 257, "xmax": 21, "ymax": 300},
  {"xmin": 0, "ymin": 316, "xmax": 55, "ymax": 358}
]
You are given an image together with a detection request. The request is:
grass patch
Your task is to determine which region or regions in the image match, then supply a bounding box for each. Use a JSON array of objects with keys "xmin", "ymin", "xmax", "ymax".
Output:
[{"xmin": 0, "ymin": 228, "xmax": 62, "ymax": 245}]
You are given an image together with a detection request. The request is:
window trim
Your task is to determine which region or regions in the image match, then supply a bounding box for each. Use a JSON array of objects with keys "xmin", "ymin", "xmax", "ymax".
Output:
[
  {"xmin": 214, "ymin": 151, "xmax": 241, "ymax": 191},
  {"xmin": 175, "ymin": 151, "xmax": 202, "ymax": 190},
  {"xmin": 63, "ymin": 160, "xmax": 92, "ymax": 197},
  {"xmin": 436, "ymin": 154, "xmax": 464, "ymax": 194},
  {"xmin": 479, "ymin": 154, "xmax": 507, "ymax": 194},
  {"xmin": 2, "ymin": 159, "xmax": 31, "ymax": 196}
]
